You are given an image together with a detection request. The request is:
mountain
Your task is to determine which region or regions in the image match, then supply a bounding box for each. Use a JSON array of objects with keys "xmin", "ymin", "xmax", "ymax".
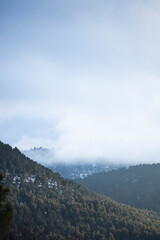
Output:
[
  {"xmin": 48, "ymin": 162, "xmax": 119, "ymax": 180},
  {"xmin": 1, "ymin": 141, "xmax": 160, "ymax": 239},
  {"xmin": 23, "ymin": 148, "xmax": 123, "ymax": 179},
  {"xmin": 76, "ymin": 164, "xmax": 160, "ymax": 213}
]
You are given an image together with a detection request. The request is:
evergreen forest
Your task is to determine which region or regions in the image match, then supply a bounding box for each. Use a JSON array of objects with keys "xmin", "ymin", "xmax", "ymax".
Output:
[
  {"xmin": 1, "ymin": 141, "xmax": 160, "ymax": 240},
  {"xmin": 76, "ymin": 164, "xmax": 160, "ymax": 213}
]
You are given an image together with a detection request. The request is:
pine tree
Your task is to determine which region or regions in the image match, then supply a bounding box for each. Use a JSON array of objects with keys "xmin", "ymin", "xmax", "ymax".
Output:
[{"xmin": 0, "ymin": 173, "xmax": 13, "ymax": 240}]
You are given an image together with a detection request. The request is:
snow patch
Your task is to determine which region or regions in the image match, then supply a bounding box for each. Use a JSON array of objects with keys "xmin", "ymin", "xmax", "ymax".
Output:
[
  {"xmin": 13, "ymin": 175, "xmax": 20, "ymax": 184},
  {"xmin": 48, "ymin": 179, "xmax": 58, "ymax": 189},
  {"xmin": 24, "ymin": 175, "xmax": 36, "ymax": 183}
]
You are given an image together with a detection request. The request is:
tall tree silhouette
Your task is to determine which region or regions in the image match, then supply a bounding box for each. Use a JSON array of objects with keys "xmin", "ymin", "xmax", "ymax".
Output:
[{"xmin": 0, "ymin": 173, "xmax": 13, "ymax": 240}]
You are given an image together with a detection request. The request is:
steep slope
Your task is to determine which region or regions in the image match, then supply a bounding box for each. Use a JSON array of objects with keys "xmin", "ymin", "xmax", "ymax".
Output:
[
  {"xmin": 76, "ymin": 164, "xmax": 160, "ymax": 213},
  {"xmin": 1, "ymin": 141, "xmax": 160, "ymax": 240}
]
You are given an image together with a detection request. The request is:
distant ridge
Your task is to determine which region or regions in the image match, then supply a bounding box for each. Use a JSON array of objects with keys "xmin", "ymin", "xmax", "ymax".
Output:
[{"xmin": 76, "ymin": 163, "xmax": 160, "ymax": 213}]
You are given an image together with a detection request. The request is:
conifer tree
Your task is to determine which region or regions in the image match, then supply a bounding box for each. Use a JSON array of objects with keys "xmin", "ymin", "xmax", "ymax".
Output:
[{"xmin": 0, "ymin": 173, "xmax": 13, "ymax": 240}]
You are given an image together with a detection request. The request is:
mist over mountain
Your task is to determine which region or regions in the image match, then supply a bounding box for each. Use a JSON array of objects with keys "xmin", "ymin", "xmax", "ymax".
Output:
[
  {"xmin": 23, "ymin": 147, "xmax": 55, "ymax": 165},
  {"xmin": 22, "ymin": 147, "xmax": 126, "ymax": 179},
  {"xmin": 1, "ymin": 1, "xmax": 160, "ymax": 238},
  {"xmin": 1, "ymin": 0, "xmax": 160, "ymax": 174}
]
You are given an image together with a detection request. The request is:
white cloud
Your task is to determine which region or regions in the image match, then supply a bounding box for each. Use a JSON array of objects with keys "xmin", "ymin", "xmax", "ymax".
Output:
[
  {"xmin": 52, "ymin": 108, "xmax": 160, "ymax": 163},
  {"xmin": 1, "ymin": 70, "xmax": 160, "ymax": 164},
  {"xmin": 1, "ymin": 0, "xmax": 160, "ymax": 164}
]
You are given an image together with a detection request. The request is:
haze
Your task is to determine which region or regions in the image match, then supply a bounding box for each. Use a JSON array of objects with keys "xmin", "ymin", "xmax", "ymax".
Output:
[{"xmin": 1, "ymin": 0, "xmax": 160, "ymax": 164}]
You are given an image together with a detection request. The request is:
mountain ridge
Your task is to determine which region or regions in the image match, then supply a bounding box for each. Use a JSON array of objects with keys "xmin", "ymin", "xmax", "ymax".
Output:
[{"xmin": 1, "ymin": 141, "xmax": 160, "ymax": 240}]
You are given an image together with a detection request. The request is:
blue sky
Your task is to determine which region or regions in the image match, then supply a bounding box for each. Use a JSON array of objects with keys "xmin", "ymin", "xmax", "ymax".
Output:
[{"xmin": 1, "ymin": 0, "xmax": 160, "ymax": 163}]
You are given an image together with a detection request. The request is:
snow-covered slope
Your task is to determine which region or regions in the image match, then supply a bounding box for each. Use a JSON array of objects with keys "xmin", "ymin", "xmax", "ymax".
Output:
[
  {"xmin": 49, "ymin": 163, "xmax": 120, "ymax": 179},
  {"xmin": 22, "ymin": 148, "xmax": 124, "ymax": 179}
]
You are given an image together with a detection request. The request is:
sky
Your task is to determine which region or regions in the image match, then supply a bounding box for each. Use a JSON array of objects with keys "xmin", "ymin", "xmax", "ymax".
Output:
[{"xmin": 1, "ymin": 0, "xmax": 160, "ymax": 164}]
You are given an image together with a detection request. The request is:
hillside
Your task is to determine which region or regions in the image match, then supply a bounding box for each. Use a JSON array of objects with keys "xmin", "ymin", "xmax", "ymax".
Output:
[
  {"xmin": 1, "ymin": 141, "xmax": 160, "ymax": 239},
  {"xmin": 76, "ymin": 164, "xmax": 160, "ymax": 213}
]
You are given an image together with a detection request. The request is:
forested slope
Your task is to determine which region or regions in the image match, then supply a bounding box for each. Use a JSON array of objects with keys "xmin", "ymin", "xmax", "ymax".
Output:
[
  {"xmin": 76, "ymin": 164, "xmax": 160, "ymax": 213},
  {"xmin": 1, "ymin": 141, "xmax": 160, "ymax": 240}
]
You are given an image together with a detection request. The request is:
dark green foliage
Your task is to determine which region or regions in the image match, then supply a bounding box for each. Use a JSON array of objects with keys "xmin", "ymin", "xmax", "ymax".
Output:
[
  {"xmin": 76, "ymin": 164, "xmax": 160, "ymax": 213},
  {"xmin": 1, "ymin": 141, "xmax": 160, "ymax": 240},
  {"xmin": 0, "ymin": 173, "xmax": 13, "ymax": 240}
]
